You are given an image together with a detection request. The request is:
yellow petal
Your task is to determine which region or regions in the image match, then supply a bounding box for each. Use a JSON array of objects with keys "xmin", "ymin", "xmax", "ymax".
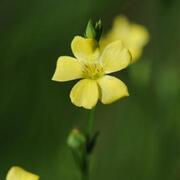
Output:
[
  {"xmin": 113, "ymin": 16, "xmax": 129, "ymax": 32},
  {"xmin": 71, "ymin": 36, "xmax": 100, "ymax": 62},
  {"xmin": 130, "ymin": 24, "xmax": 149, "ymax": 48},
  {"xmin": 129, "ymin": 47, "xmax": 142, "ymax": 62},
  {"xmin": 70, "ymin": 79, "xmax": 99, "ymax": 109},
  {"xmin": 101, "ymin": 15, "xmax": 149, "ymax": 63},
  {"xmin": 128, "ymin": 24, "xmax": 149, "ymax": 62},
  {"xmin": 6, "ymin": 166, "xmax": 39, "ymax": 180},
  {"xmin": 100, "ymin": 41, "xmax": 132, "ymax": 74},
  {"xmin": 97, "ymin": 75, "xmax": 129, "ymax": 104},
  {"xmin": 52, "ymin": 56, "xmax": 83, "ymax": 82}
]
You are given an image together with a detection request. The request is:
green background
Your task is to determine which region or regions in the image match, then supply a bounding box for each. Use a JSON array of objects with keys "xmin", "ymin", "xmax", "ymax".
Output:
[{"xmin": 0, "ymin": 0, "xmax": 180, "ymax": 179}]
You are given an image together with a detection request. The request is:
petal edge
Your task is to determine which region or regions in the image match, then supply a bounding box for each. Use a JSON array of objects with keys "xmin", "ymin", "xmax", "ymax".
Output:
[
  {"xmin": 70, "ymin": 79, "xmax": 99, "ymax": 109},
  {"xmin": 6, "ymin": 166, "xmax": 39, "ymax": 180},
  {"xmin": 97, "ymin": 75, "xmax": 129, "ymax": 104},
  {"xmin": 52, "ymin": 56, "xmax": 83, "ymax": 82},
  {"xmin": 100, "ymin": 41, "xmax": 132, "ymax": 74},
  {"xmin": 71, "ymin": 36, "xmax": 100, "ymax": 62}
]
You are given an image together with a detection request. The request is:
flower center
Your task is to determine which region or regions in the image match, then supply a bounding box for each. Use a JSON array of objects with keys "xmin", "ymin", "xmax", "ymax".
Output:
[{"xmin": 82, "ymin": 63, "xmax": 104, "ymax": 80}]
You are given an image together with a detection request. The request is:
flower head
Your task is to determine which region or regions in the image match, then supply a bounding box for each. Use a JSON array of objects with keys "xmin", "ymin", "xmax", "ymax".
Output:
[
  {"xmin": 101, "ymin": 15, "xmax": 149, "ymax": 62},
  {"xmin": 6, "ymin": 166, "xmax": 39, "ymax": 180},
  {"xmin": 52, "ymin": 35, "xmax": 131, "ymax": 109}
]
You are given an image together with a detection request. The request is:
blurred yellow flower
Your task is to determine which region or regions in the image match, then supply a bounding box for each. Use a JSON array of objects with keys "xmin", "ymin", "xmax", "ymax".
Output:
[
  {"xmin": 101, "ymin": 15, "xmax": 149, "ymax": 62},
  {"xmin": 6, "ymin": 166, "xmax": 39, "ymax": 180},
  {"xmin": 52, "ymin": 36, "xmax": 131, "ymax": 109}
]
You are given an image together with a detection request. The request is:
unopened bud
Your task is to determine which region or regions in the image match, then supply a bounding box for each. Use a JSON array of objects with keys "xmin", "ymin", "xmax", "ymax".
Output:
[
  {"xmin": 67, "ymin": 129, "xmax": 86, "ymax": 150},
  {"xmin": 95, "ymin": 19, "xmax": 103, "ymax": 41},
  {"xmin": 85, "ymin": 19, "xmax": 96, "ymax": 39},
  {"xmin": 84, "ymin": 19, "xmax": 103, "ymax": 41}
]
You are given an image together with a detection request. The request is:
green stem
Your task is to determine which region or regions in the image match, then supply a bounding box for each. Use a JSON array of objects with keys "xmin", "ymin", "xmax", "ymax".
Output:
[
  {"xmin": 81, "ymin": 108, "xmax": 96, "ymax": 180},
  {"xmin": 87, "ymin": 108, "xmax": 95, "ymax": 136},
  {"xmin": 81, "ymin": 157, "xmax": 89, "ymax": 180}
]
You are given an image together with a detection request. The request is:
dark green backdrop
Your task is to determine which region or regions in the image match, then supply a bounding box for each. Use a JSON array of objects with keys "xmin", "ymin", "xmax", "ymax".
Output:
[{"xmin": 0, "ymin": 0, "xmax": 180, "ymax": 179}]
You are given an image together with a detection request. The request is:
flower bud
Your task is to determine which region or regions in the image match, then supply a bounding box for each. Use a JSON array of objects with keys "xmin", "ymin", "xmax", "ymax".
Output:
[
  {"xmin": 95, "ymin": 19, "xmax": 103, "ymax": 41},
  {"xmin": 67, "ymin": 128, "xmax": 86, "ymax": 150},
  {"xmin": 85, "ymin": 19, "xmax": 103, "ymax": 41},
  {"xmin": 85, "ymin": 19, "xmax": 96, "ymax": 39}
]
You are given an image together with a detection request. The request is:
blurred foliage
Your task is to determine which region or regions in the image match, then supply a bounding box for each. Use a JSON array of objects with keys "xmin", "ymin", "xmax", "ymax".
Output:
[{"xmin": 0, "ymin": 0, "xmax": 180, "ymax": 179}]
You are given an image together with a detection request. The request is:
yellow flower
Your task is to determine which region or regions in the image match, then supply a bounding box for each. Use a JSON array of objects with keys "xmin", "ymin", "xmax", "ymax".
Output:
[
  {"xmin": 52, "ymin": 36, "xmax": 131, "ymax": 109},
  {"xmin": 101, "ymin": 15, "xmax": 149, "ymax": 62},
  {"xmin": 6, "ymin": 166, "xmax": 39, "ymax": 180}
]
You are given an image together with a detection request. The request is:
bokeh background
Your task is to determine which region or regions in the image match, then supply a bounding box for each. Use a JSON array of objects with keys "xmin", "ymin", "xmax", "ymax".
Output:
[{"xmin": 0, "ymin": 0, "xmax": 180, "ymax": 179}]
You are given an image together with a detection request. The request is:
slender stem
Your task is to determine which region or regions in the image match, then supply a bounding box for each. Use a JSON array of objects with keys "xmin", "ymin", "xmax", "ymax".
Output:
[
  {"xmin": 87, "ymin": 108, "xmax": 95, "ymax": 136},
  {"xmin": 81, "ymin": 108, "xmax": 96, "ymax": 180},
  {"xmin": 81, "ymin": 157, "xmax": 89, "ymax": 180}
]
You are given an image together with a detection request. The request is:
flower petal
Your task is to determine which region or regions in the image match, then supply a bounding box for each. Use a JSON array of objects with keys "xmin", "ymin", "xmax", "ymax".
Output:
[
  {"xmin": 97, "ymin": 75, "xmax": 129, "ymax": 104},
  {"xmin": 52, "ymin": 56, "xmax": 83, "ymax": 82},
  {"xmin": 100, "ymin": 41, "xmax": 132, "ymax": 74},
  {"xmin": 70, "ymin": 79, "xmax": 99, "ymax": 109},
  {"xmin": 6, "ymin": 166, "xmax": 39, "ymax": 180},
  {"xmin": 128, "ymin": 24, "xmax": 149, "ymax": 62},
  {"xmin": 71, "ymin": 36, "xmax": 100, "ymax": 62},
  {"xmin": 130, "ymin": 24, "xmax": 149, "ymax": 49},
  {"xmin": 108, "ymin": 16, "xmax": 149, "ymax": 63}
]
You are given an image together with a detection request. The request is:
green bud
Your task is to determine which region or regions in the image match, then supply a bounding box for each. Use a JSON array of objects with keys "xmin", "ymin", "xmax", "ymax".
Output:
[
  {"xmin": 85, "ymin": 19, "xmax": 96, "ymax": 39},
  {"xmin": 84, "ymin": 19, "xmax": 103, "ymax": 41},
  {"xmin": 95, "ymin": 19, "xmax": 103, "ymax": 41},
  {"xmin": 67, "ymin": 129, "xmax": 86, "ymax": 150}
]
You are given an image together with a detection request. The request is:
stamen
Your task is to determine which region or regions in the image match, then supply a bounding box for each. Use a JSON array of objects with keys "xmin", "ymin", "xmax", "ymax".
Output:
[{"xmin": 83, "ymin": 63, "xmax": 104, "ymax": 80}]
